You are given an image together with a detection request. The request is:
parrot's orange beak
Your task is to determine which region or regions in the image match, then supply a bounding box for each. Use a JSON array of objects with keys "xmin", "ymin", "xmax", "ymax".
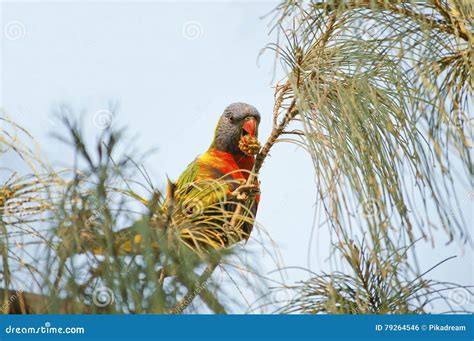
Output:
[{"xmin": 242, "ymin": 117, "xmax": 257, "ymax": 137}]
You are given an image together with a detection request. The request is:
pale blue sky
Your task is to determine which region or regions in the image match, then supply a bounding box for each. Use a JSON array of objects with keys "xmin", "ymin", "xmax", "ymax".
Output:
[{"xmin": 1, "ymin": 0, "xmax": 472, "ymax": 313}]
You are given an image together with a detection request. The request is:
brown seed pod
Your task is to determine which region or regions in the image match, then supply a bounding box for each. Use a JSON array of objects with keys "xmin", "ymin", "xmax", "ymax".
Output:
[{"xmin": 239, "ymin": 135, "xmax": 261, "ymax": 156}]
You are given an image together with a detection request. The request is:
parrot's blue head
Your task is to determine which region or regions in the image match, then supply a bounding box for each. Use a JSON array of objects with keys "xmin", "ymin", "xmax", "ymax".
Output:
[{"xmin": 212, "ymin": 102, "xmax": 261, "ymax": 155}]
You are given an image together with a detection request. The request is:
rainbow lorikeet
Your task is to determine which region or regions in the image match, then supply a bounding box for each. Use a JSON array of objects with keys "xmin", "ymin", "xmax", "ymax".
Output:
[
  {"xmin": 88, "ymin": 103, "xmax": 262, "ymax": 254},
  {"xmin": 167, "ymin": 102, "xmax": 261, "ymax": 247}
]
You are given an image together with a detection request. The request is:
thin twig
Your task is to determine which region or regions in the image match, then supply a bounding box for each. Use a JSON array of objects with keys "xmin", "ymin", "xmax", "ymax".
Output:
[
  {"xmin": 227, "ymin": 8, "xmax": 333, "ymax": 232},
  {"xmin": 168, "ymin": 258, "xmax": 222, "ymax": 314}
]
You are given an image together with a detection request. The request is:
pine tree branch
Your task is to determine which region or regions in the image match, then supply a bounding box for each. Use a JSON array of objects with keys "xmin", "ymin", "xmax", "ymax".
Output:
[{"xmin": 327, "ymin": 0, "xmax": 472, "ymax": 42}]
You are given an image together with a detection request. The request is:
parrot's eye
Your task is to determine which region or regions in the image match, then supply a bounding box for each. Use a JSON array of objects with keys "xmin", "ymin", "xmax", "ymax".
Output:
[{"xmin": 228, "ymin": 115, "xmax": 235, "ymax": 122}]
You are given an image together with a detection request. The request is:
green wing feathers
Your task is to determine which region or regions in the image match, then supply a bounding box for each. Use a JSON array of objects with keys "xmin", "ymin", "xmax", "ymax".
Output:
[{"xmin": 76, "ymin": 156, "xmax": 256, "ymax": 255}]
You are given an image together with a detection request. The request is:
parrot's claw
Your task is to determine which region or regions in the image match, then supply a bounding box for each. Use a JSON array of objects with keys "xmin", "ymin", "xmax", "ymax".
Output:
[{"xmin": 231, "ymin": 183, "xmax": 260, "ymax": 202}]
